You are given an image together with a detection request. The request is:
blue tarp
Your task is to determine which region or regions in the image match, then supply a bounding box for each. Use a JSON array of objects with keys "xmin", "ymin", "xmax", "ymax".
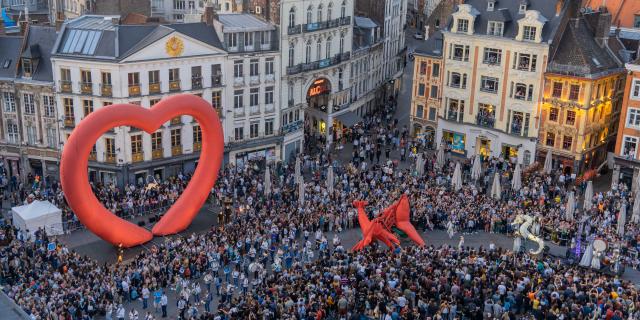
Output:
[{"xmin": 1, "ymin": 8, "xmax": 17, "ymax": 27}]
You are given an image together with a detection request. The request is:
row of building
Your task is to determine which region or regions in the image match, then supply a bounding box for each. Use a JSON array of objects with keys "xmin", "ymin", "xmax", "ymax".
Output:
[
  {"xmin": 409, "ymin": 0, "xmax": 640, "ymax": 188},
  {"xmin": 0, "ymin": 0, "xmax": 407, "ymax": 186}
]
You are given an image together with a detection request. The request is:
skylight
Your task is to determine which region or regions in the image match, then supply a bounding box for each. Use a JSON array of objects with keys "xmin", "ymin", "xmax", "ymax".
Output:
[{"xmin": 61, "ymin": 29, "xmax": 102, "ymax": 55}]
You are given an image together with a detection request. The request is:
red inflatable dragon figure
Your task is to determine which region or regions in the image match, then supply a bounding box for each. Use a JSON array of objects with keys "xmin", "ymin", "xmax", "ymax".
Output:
[{"xmin": 352, "ymin": 194, "xmax": 425, "ymax": 251}]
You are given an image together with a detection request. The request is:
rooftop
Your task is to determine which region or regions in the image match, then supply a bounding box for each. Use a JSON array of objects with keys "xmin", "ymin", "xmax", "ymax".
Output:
[
  {"xmin": 583, "ymin": 0, "xmax": 640, "ymax": 29},
  {"xmin": 217, "ymin": 14, "xmax": 276, "ymax": 33},
  {"xmin": 0, "ymin": 36, "xmax": 22, "ymax": 79},
  {"xmin": 414, "ymin": 31, "xmax": 444, "ymax": 58}
]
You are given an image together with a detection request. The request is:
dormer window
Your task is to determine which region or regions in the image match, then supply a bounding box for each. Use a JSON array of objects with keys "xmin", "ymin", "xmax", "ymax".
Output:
[
  {"xmin": 22, "ymin": 58, "xmax": 32, "ymax": 77},
  {"xmin": 457, "ymin": 19, "xmax": 469, "ymax": 33},
  {"xmin": 487, "ymin": 21, "xmax": 504, "ymax": 36},
  {"xmin": 522, "ymin": 25, "xmax": 537, "ymax": 41},
  {"xmin": 487, "ymin": 1, "xmax": 495, "ymax": 12},
  {"xmin": 519, "ymin": 1, "xmax": 528, "ymax": 14}
]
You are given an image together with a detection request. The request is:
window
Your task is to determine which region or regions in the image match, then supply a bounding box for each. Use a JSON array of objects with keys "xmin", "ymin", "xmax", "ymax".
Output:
[
  {"xmin": 169, "ymin": 68, "xmax": 179, "ymax": 82},
  {"xmin": 546, "ymin": 132, "xmax": 555, "ymax": 147},
  {"xmin": 228, "ymin": 33, "xmax": 238, "ymax": 48},
  {"xmin": 327, "ymin": 3, "xmax": 333, "ymax": 19},
  {"xmin": 563, "ymin": 136, "xmax": 573, "ymax": 150},
  {"xmin": 265, "ymin": 58, "xmax": 274, "ymax": 75},
  {"xmin": 341, "ymin": 1, "xmax": 346, "ymax": 18},
  {"xmin": 635, "ymin": 16, "xmax": 640, "ymax": 28},
  {"xmin": 212, "ymin": 91, "xmax": 222, "ymax": 110},
  {"xmin": 234, "ymin": 60, "xmax": 243, "ymax": 77},
  {"xmin": 339, "ymin": 34, "xmax": 345, "ymax": 53},
  {"xmin": 131, "ymin": 135, "xmax": 143, "ymax": 155},
  {"xmin": 307, "ymin": 5, "xmax": 313, "ymax": 24},
  {"xmin": 234, "ymin": 127, "xmax": 244, "ymax": 140},
  {"xmin": 82, "ymin": 99, "xmax": 93, "ymax": 117},
  {"xmin": 317, "ymin": 4, "xmax": 323, "ymax": 22},
  {"xmin": 523, "ymin": 26, "xmax": 537, "ymax": 41},
  {"xmin": 326, "ymin": 37, "xmax": 332, "ymax": 58},
  {"xmin": 480, "ymin": 76, "xmax": 498, "ymax": 93},
  {"xmin": 128, "ymin": 72, "xmax": 140, "ymax": 86},
  {"xmin": 265, "ymin": 119, "xmax": 274, "ymax": 136},
  {"xmin": 483, "ymin": 48, "xmax": 501, "ymax": 65},
  {"xmin": 26, "ymin": 125, "xmax": 36, "ymax": 145},
  {"xmin": 60, "ymin": 68, "xmax": 71, "ymax": 81},
  {"xmin": 250, "ymin": 59, "xmax": 259, "ymax": 77},
  {"xmin": 151, "ymin": 132, "xmax": 162, "ymax": 151},
  {"xmin": 149, "ymin": 70, "xmax": 160, "ymax": 84},
  {"xmin": 419, "ymin": 62, "xmax": 427, "ymax": 75},
  {"xmin": 105, "ymin": 138, "xmax": 115, "ymax": 159},
  {"xmin": 457, "ymin": 19, "xmax": 469, "ymax": 33},
  {"xmin": 487, "ymin": 21, "xmax": 503, "ymax": 36},
  {"xmin": 23, "ymin": 93, "xmax": 35, "ymax": 114},
  {"xmin": 250, "ymin": 88, "xmax": 259, "ymax": 106},
  {"xmin": 63, "ymin": 98, "xmax": 74, "ymax": 123},
  {"xmin": 244, "ymin": 32, "xmax": 254, "ymax": 48},
  {"xmin": 628, "ymin": 108, "xmax": 640, "ymax": 128},
  {"xmin": 6, "ymin": 121, "xmax": 18, "ymax": 143},
  {"xmin": 81, "ymin": 70, "xmax": 91, "ymax": 84},
  {"xmin": 449, "ymin": 72, "xmax": 467, "ymax": 89},
  {"xmin": 477, "ymin": 103, "xmax": 496, "ymax": 127},
  {"xmin": 193, "ymin": 125, "xmax": 202, "ymax": 145},
  {"xmin": 43, "ymin": 95, "xmax": 55, "ymax": 117},
  {"xmin": 632, "ymin": 79, "xmax": 640, "ymax": 99},
  {"xmin": 566, "ymin": 110, "xmax": 576, "ymax": 126},
  {"xmin": 446, "ymin": 99, "xmax": 464, "ymax": 122},
  {"xmin": 511, "ymin": 112, "xmax": 525, "ymax": 135},
  {"xmin": 316, "ymin": 40, "xmax": 322, "ymax": 60},
  {"xmin": 418, "ymin": 84, "xmax": 425, "ymax": 96},
  {"xmin": 101, "ymin": 72, "xmax": 112, "ymax": 86},
  {"xmin": 514, "ymin": 53, "xmax": 537, "ymax": 72},
  {"xmin": 3, "ymin": 92, "xmax": 16, "ymax": 112},
  {"xmin": 623, "ymin": 136, "xmax": 638, "ymax": 158},
  {"xmin": 170, "ymin": 128, "xmax": 181, "ymax": 147},
  {"xmin": 513, "ymin": 83, "xmax": 528, "ymax": 100},
  {"xmin": 428, "ymin": 108, "xmax": 437, "ymax": 121},
  {"xmin": 432, "ymin": 63, "xmax": 440, "ymax": 77},
  {"xmin": 250, "ymin": 121, "xmax": 259, "ymax": 138},
  {"xmin": 451, "ymin": 44, "xmax": 470, "ymax": 61},
  {"xmin": 234, "ymin": 90, "xmax": 244, "ymax": 109},
  {"xmin": 305, "ymin": 41, "xmax": 312, "ymax": 63},
  {"xmin": 149, "ymin": 99, "xmax": 160, "ymax": 107},
  {"xmin": 552, "ymin": 82, "xmax": 563, "ymax": 98},
  {"xmin": 46, "ymin": 126, "xmax": 57, "ymax": 148},
  {"xmin": 430, "ymin": 85, "xmax": 438, "ymax": 99},
  {"xmin": 289, "ymin": 7, "xmax": 296, "ymax": 27},
  {"xmin": 569, "ymin": 84, "xmax": 580, "ymax": 101},
  {"xmin": 549, "ymin": 107, "xmax": 559, "ymax": 122},
  {"xmin": 416, "ymin": 105, "xmax": 424, "ymax": 118},
  {"xmin": 289, "ymin": 43, "xmax": 295, "ymax": 67},
  {"xmin": 265, "ymin": 86, "xmax": 274, "ymax": 104},
  {"xmin": 22, "ymin": 59, "xmax": 32, "ymax": 77}
]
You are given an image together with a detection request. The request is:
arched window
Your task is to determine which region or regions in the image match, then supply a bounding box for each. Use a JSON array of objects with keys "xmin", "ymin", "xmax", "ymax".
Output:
[
  {"xmin": 305, "ymin": 41, "xmax": 312, "ymax": 63},
  {"xmin": 307, "ymin": 6, "xmax": 313, "ymax": 24},
  {"xmin": 288, "ymin": 43, "xmax": 295, "ymax": 67},
  {"xmin": 288, "ymin": 7, "xmax": 296, "ymax": 27},
  {"xmin": 523, "ymin": 150, "xmax": 531, "ymax": 166},
  {"xmin": 327, "ymin": 3, "xmax": 333, "ymax": 20},
  {"xmin": 325, "ymin": 37, "xmax": 332, "ymax": 58},
  {"xmin": 317, "ymin": 4, "xmax": 323, "ymax": 22},
  {"xmin": 316, "ymin": 39, "xmax": 322, "ymax": 60},
  {"xmin": 339, "ymin": 33, "xmax": 345, "ymax": 53},
  {"xmin": 341, "ymin": 1, "xmax": 346, "ymax": 18}
]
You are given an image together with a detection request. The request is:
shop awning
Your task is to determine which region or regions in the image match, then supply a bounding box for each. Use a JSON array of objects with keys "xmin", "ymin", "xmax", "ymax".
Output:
[{"xmin": 335, "ymin": 111, "xmax": 363, "ymax": 127}]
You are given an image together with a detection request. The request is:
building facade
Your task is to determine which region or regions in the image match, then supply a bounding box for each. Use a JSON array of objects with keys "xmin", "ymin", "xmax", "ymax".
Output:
[
  {"xmin": 0, "ymin": 26, "xmax": 59, "ymax": 185},
  {"xmin": 613, "ymin": 61, "xmax": 640, "ymax": 188},
  {"xmin": 539, "ymin": 10, "xmax": 625, "ymax": 174},
  {"xmin": 436, "ymin": 1, "xmax": 567, "ymax": 165},
  {"xmin": 410, "ymin": 31, "xmax": 442, "ymax": 147},
  {"xmin": 213, "ymin": 13, "xmax": 283, "ymax": 167},
  {"xmin": 51, "ymin": 16, "xmax": 229, "ymax": 185}
]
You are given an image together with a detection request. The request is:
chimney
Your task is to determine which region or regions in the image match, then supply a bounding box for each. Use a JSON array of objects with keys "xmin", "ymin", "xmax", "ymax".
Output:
[
  {"xmin": 595, "ymin": 10, "xmax": 612, "ymax": 47},
  {"xmin": 203, "ymin": 0, "xmax": 216, "ymax": 26},
  {"xmin": 19, "ymin": 20, "xmax": 28, "ymax": 35}
]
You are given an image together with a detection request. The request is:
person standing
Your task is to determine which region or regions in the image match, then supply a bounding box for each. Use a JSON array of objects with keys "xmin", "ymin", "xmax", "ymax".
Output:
[
  {"xmin": 116, "ymin": 304, "xmax": 125, "ymax": 320},
  {"xmin": 141, "ymin": 286, "xmax": 150, "ymax": 310},
  {"xmin": 204, "ymin": 290, "xmax": 213, "ymax": 313},
  {"xmin": 160, "ymin": 292, "xmax": 168, "ymax": 318}
]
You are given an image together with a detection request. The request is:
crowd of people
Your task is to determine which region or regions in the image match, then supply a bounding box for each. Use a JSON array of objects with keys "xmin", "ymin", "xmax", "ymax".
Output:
[{"xmin": 1, "ymin": 98, "xmax": 640, "ymax": 319}]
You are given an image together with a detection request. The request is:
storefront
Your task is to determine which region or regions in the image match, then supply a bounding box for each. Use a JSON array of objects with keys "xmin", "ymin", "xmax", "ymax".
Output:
[
  {"xmin": 442, "ymin": 130, "xmax": 466, "ymax": 156},
  {"xmin": 501, "ymin": 143, "xmax": 519, "ymax": 163},
  {"xmin": 234, "ymin": 147, "xmax": 277, "ymax": 168},
  {"xmin": 477, "ymin": 137, "xmax": 491, "ymax": 158}
]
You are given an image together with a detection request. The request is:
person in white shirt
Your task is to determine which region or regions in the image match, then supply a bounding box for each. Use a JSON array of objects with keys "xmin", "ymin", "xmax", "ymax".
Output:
[
  {"xmin": 116, "ymin": 305, "xmax": 125, "ymax": 320},
  {"xmin": 141, "ymin": 286, "xmax": 150, "ymax": 310}
]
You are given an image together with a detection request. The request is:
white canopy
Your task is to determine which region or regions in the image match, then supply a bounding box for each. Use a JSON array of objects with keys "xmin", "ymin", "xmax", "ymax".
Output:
[{"xmin": 12, "ymin": 200, "xmax": 63, "ymax": 237}]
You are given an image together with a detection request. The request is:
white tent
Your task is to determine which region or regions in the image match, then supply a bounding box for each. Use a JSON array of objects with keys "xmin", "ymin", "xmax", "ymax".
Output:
[
  {"xmin": 12, "ymin": 200, "xmax": 63, "ymax": 237},
  {"xmin": 511, "ymin": 164, "xmax": 522, "ymax": 192},
  {"xmin": 491, "ymin": 172, "xmax": 502, "ymax": 200},
  {"xmin": 264, "ymin": 166, "xmax": 272, "ymax": 196},
  {"xmin": 584, "ymin": 181, "xmax": 593, "ymax": 211},
  {"xmin": 471, "ymin": 155, "xmax": 482, "ymax": 181},
  {"xmin": 543, "ymin": 150, "xmax": 553, "ymax": 174},
  {"xmin": 566, "ymin": 191, "xmax": 575, "ymax": 221},
  {"xmin": 452, "ymin": 162, "xmax": 462, "ymax": 191},
  {"xmin": 436, "ymin": 144, "xmax": 445, "ymax": 169}
]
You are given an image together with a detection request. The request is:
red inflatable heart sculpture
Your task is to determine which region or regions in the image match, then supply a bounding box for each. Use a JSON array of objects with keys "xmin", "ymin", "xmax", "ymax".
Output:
[{"xmin": 60, "ymin": 94, "xmax": 224, "ymax": 247}]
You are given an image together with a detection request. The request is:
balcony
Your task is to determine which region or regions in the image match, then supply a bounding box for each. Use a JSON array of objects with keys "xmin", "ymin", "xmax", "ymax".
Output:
[
  {"xmin": 100, "ymin": 84, "xmax": 112, "ymax": 97},
  {"xmin": 234, "ymin": 107, "xmax": 245, "ymax": 117},
  {"xmin": 105, "ymin": 154, "xmax": 116, "ymax": 164},
  {"xmin": 60, "ymin": 80, "xmax": 72, "ymax": 93},
  {"xmin": 129, "ymin": 85, "xmax": 141, "ymax": 96},
  {"xmin": 193, "ymin": 142, "xmax": 202, "ymax": 152},
  {"xmin": 286, "ymin": 52, "xmax": 351, "ymax": 75},
  {"xmin": 288, "ymin": 99, "xmax": 295, "ymax": 107},
  {"xmin": 132, "ymin": 153, "xmax": 143, "ymax": 163},
  {"xmin": 64, "ymin": 117, "xmax": 75, "ymax": 128},
  {"xmin": 80, "ymin": 82, "xmax": 93, "ymax": 95},
  {"xmin": 250, "ymin": 105, "xmax": 260, "ymax": 115},
  {"xmin": 476, "ymin": 114, "xmax": 495, "ymax": 128},
  {"xmin": 212, "ymin": 75, "xmax": 223, "ymax": 87},
  {"xmin": 510, "ymin": 123, "xmax": 524, "ymax": 136},
  {"xmin": 192, "ymin": 76, "xmax": 202, "ymax": 89},
  {"xmin": 233, "ymin": 77, "xmax": 244, "ymax": 87},
  {"xmin": 265, "ymin": 104, "xmax": 275, "ymax": 113},
  {"xmin": 88, "ymin": 152, "xmax": 97, "ymax": 161},
  {"xmin": 302, "ymin": 16, "xmax": 351, "ymax": 33},
  {"xmin": 149, "ymin": 82, "xmax": 161, "ymax": 94},
  {"xmin": 152, "ymin": 149, "xmax": 163, "ymax": 159},
  {"xmin": 171, "ymin": 145, "xmax": 182, "ymax": 156},
  {"xmin": 170, "ymin": 116, "xmax": 181, "ymax": 125},
  {"xmin": 446, "ymin": 111, "xmax": 460, "ymax": 122},
  {"xmin": 282, "ymin": 120, "xmax": 303, "ymax": 134},
  {"xmin": 249, "ymin": 75, "xmax": 260, "ymax": 85},
  {"xmin": 265, "ymin": 74, "xmax": 275, "ymax": 83},
  {"xmin": 288, "ymin": 25, "xmax": 302, "ymax": 35},
  {"xmin": 169, "ymin": 80, "xmax": 181, "ymax": 92}
]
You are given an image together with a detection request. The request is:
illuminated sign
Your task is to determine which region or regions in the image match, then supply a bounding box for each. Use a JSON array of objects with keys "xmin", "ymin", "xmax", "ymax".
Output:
[{"xmin": 308, "ymin": 79, "xmax": 330, "ymax": 97}]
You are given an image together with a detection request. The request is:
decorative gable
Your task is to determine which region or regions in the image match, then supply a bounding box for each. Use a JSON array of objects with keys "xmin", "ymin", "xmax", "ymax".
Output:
[
  {"xmin": 516, "ymin": 10, "xmax": 547, "ymax": 43},
  {"xmin": 451, "ymin": 4, "xmax": 480, "ymax": 35},
  {"xmin": 122, "ymin": 32, "xmax": 226, "ymax": 62}
]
